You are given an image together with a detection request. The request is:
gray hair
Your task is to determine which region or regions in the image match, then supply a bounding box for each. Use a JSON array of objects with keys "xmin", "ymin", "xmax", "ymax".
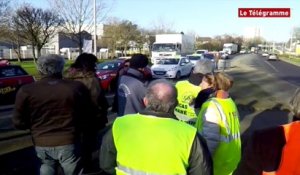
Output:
[
  {"xmin": 145, "ymin": 79, "xmax": 178, "ymax": 113},
  {"xmin": 289, "ymin": 88, "xmax": 300, "ymax": 117},
  {"xmin": 193, "ymin": 59, "xmax": 214, "ymax": 74},
  {"xmin": 37, "ymin": 54, "xmax": 65, "ymax": 76}
]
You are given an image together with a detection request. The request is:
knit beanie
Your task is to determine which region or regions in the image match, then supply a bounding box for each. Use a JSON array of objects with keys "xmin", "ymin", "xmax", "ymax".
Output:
[
  {"xmin": 188, "ymin": 73, "xmax": 204, "ymax": 86},
  {"xmin": 129, "ymin": 54, "xmax": 149, "ymax": 69}
]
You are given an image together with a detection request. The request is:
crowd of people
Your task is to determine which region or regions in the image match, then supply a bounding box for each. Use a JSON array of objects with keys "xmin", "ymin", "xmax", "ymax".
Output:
[{"xmin": 11, "ymin": 53, "xmax": 300, "ymax": 175}]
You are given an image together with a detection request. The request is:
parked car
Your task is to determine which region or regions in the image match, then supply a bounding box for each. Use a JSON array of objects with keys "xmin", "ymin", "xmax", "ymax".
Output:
[
  {"xmin": 0, "ymin": 60, "xmax": 10, "ymax": 66},
  {"xmin": 0, "ymin": 64, "xmax": 35, "ymax": 105},
  {"xmin": 268, "ymin": 54, "xmax": 278, "ymax": 61},
  {"xmin": 151, "ymin": 57, "xmax": 193, "ymax": 79},
  {"xmin": 186, "ymin": 54, "xmax": 203, "ymax": 66},
  {"xmin": 262, "ymin": 52, "xmax": 269, "ymax": 57},
  {"xmin": 239, "ymin": 50, "xmax": 247, "ymax": 54}
]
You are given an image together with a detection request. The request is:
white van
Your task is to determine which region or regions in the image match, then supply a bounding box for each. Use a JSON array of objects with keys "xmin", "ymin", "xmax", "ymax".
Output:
[{"xmin": 195, "ymin": 49, "xmax": 208, "ymax": 54}]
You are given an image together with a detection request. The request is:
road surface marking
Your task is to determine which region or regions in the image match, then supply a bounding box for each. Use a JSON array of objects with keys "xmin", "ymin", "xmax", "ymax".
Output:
[{"xmin": 264, "ymin": 61, "xmax": 279, "ymax": 72}]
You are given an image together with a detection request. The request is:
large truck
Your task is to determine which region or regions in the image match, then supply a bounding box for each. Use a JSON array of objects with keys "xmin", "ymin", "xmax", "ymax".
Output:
[
  {"xmin": 223, "ymin": 43, "xmax": 238, "ymax": 55},
  {"xmin": 151, "ymin": 34, "xmax": 195, "ymax": 63}
]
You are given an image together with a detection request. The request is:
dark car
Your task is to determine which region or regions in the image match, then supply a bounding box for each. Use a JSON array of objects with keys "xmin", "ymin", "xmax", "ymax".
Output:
[{"xmin": 0, "ymin": 64, "xmax": 35, "ymax": 105}]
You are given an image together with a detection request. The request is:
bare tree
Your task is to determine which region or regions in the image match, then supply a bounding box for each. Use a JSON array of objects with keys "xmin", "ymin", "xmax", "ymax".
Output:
[
  {"xmin": 48, "ymin": 0, "xmax": 114, "ymax": 54},
  {"xmin": 0, "ymin": 0, "xmax": 10, "ymax": 36},
  {"xmin": 1, "ymin": 24, "xmax": 25, "ymax": 61},
  {"xmin": 151, "ymin": 17, "xmax": 176, "ymax": 34},
  {"xmin": 0, "ymin": 0, "xmax": 10, "ymax": 20},
  {"xmin": 13, "ymin": 4, "xmax": 63, "ymax": 61},
  {"xmin": 244, "ymin": 37, "xmax": 265, "ymax": 49}
]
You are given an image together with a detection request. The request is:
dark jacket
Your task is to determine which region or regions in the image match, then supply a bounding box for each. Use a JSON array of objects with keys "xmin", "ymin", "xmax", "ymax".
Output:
[
  {"xmin": 65, "ymin": 69, "xmax": 109, "ymax": 128},
  {"xmin": 117, "ymin": 68, "xmax": 147, "ymax": 116},
  {"xmin": 233, "ymin": 126, "xmax": 286, "ymax": 175},
  {"xmin": 100, "ymin": 109, "xmax": 213, "ymax": 175},
  {"xmin": 194, "ymin": 88, "xmax": 215, "ymax": 109},
  {"xmin": 13, "ymin": 77, "xmax": 97, "ymax": 147}
]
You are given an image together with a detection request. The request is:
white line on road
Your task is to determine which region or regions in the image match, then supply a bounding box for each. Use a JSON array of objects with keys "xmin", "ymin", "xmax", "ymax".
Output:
[{"xmin": 264, "ymin": 61, "xmax": 279, "ymax": 72}]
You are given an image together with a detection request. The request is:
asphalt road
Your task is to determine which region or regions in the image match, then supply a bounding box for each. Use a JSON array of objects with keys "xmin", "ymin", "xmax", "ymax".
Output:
[
  {"xmin": 234, "ymin": 53, "xmax": 300, "ymax": 87},
  {"xmin": 228, "ymin": 53, "xmax": 298, "ymax": 139}
]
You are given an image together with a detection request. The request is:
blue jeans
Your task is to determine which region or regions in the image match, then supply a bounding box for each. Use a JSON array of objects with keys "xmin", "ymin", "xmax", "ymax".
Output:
[{"xmin": 35, "ymin": 144, "xmax": 81, "ymax": 175}]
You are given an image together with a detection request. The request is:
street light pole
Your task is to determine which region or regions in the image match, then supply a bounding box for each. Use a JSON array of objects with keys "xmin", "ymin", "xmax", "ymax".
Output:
[{"xmin": 93, "ymin": 0, "xmax": 97, "ymax": 57}]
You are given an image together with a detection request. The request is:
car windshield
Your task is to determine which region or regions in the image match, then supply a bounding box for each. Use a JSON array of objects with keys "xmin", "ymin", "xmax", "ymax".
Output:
[
  {"xmin": 97, "ymin": 62, "xmax": 121, "ymax": 70},
  {"xmin": 203, "ymin": 54, "xmax": 215, "ymax": 60},
  {"xmin": 156, "ymin": 59, "xmax": 179, "ymax": 65},
  {"xmin": 152, "ymin": 43, "xmax": 177, "ymax": 52},
  {"xmin": 0, "ymin": 66, "xmax": 27, "ymax": 78},
  {"xmin": 187, "ymin": 56, "xmax": 201, "ymax": 60}
]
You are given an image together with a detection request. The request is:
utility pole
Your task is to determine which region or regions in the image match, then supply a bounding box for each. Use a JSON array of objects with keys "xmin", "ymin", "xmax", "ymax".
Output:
[
  {"xmin": 93, "ymin": 0, "xmax": 97, "ymax": 57},
  {"xmin": 290, "ymin": 27, "xmax": 294, "ymax": 51}
]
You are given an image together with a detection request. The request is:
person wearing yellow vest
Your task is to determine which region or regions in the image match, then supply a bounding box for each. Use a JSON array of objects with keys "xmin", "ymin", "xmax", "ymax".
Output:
[
  {"xmin": 100, "ymin": 79, "xmax": 213, "ymax": 175},
  {"xmin": 175, "ymin": 59, "xmax": 214, "ymax": 124},
  {"xmin": 195, "ymin": 72, "xmax": 241, "ymax": 175},
  {"xmin": 234, "ymin": 88, "xmax": 300, "ymax": 175}
]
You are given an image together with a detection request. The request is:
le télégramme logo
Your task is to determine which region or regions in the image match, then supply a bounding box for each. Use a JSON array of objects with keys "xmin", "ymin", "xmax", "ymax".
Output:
[{"xmin": 238, "ymin": 8, "xmax": 290, "ymax": 18}]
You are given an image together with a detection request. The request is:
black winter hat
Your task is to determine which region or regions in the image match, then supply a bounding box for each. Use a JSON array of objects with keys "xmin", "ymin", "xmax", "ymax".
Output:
[
  {"xmin": 129, "ymin": 54, "xmax": 149, "ymax": 69},
  {"xmin": 188, "ymin": 73, "xmax": 204, "ymax": 86}
]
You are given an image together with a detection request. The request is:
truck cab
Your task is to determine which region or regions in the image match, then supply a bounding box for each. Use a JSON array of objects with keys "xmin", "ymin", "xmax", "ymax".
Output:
[
  {"xmin": 151, "ymin": 43, "xmax": 181, "ymax": 63},
  {"xmin": 223, "ymin": 43, "xmax": 238, "ymax": 55},
  {"xmin": 151, "ymin": 34, "xmax": 195, "ymax": 64}
]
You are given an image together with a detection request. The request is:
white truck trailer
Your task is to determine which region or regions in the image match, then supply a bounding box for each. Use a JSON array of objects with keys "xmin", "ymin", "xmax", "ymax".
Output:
[
  {"xmin": 151, "ymin": 34, "xmax": 195, "ymax": 63},
  {"xmin": 223, "ymin": 43, "xmax": 238, "ymax": 55}
]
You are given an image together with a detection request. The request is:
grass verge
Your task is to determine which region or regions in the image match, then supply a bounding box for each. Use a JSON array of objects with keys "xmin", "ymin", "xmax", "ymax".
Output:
[{"xmin": 10, "ymin": 59, "xmax": 109, "ymax": 78}]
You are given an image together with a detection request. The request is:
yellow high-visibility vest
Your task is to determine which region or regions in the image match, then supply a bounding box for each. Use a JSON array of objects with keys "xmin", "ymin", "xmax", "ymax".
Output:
[
  {"xmin": 196, "ymin": 98, "xmax": 241, "ymax": 175},
  {"xmin": 113, "ymin": 113, "xmax": 196, "ymax": 175},
  {"xmin": 175, "ymin": 80, "xmax": 201, "ymax": 122}
]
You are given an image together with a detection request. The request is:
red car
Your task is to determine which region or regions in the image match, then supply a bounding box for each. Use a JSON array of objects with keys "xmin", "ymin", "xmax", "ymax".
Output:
[
  {"xmin": 96, "ymin": 59, "xmax": 152, "ymax": 92},
  {"xmin": 0, "ymin": 64, "xmax": 35, "ymax": 105},
  {"xmin": 96, "ymin": 60, "xmax": 125, "ymax": 91}
]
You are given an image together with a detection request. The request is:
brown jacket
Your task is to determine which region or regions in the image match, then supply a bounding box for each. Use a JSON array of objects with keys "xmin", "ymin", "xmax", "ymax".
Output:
[
  {"xmin": 65, "ymin": 69, "xmax": 109, "ymax": 127},
  {"xmin": 13, "ymin": 77, "xmax": 97, "ymax": 147}
]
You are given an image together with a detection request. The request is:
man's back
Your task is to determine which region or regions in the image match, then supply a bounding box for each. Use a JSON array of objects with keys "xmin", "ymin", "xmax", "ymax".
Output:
[
  {"xmin": 117, "ymin": 68, "xmax": 146, "ymax": 116},
  {"xmin": 13, "ymin": 77, "xmax": 95, "ymax": 147},
  {"xmin": 113, "ymin": 114, "xmax": 196, "ymax": 174}
]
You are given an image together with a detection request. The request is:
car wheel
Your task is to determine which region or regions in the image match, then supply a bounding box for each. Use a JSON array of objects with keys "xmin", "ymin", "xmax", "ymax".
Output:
[{"xmin": 176, "ymin": 71, "xmax": 181, "ymax": 79}]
